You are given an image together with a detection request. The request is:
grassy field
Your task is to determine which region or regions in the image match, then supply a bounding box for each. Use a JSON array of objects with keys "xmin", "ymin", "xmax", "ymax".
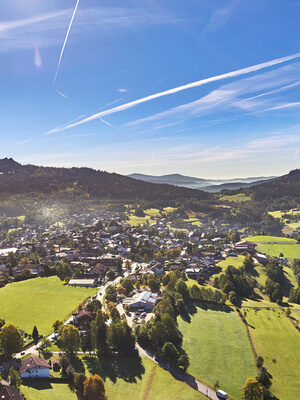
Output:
[
  {"xmin": 268, "ymin": 209, "xmax": 300, "ymax": 232},
  {"xmin": 212, "ymin": 255, "xmax": 245, "ymax": 281},
  {"xmin": 245, "ymin": 235, "xmax": 296, "ymax": 243},
  {"xmin": 144, "ymin": 208, "xmax": 161, "ymax": 217},
  {"xmin": 256, "ymin": 243, "xmax": 300, "ymax": 258},
  {"xmin": 184, "ymin": 218, "xmax": 202, "ymax": 227},
  {"xmin": 219, "ymin": 193, "xmax": 251, "ymax": 203},
  {"xmin": 163, "ymin": 206, "xmax": 177, "ymax": 213},
  {"xmin": 268, "ymin": 209, "xmax": 300, "ymax": 219},
  {"xmin": 244, "ymin": 308, "xmax": 300, "ymax": 400},
  {"xmin": 21, "ymin": 382, "xmax": 76, "ymax": 400},
  {"xmin": 99, "ymin": 357, "xmax": 204, "ymax": 400},
  {"xmin": 178, "ymin": 305, "xmax": 256, "ymax": 399},
  {"xmin": 0, "ymin": 277, "xmax": 96, "ymax": 335},
  {"xmin": 126, "ymin": 215, "xmax": 155, "ymax": 226},
  {"xmin": 22, "ymin": 357, "xmax": 204, "ymax": 400},
  {"xmin": 217, "ymin": 255, "xmax": 245, "ymax": 270}
]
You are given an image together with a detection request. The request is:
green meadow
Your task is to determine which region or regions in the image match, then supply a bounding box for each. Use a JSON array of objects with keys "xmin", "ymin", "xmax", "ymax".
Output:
[
  {"xmin": 245, "ymin": 235, "xmax": 296, "ymax": 243},
  {"xmin": 184, "ymin": 218, "xmax": 202, "ymax": 227},
  {"xmin": 244, "ymin": 308, "xmax": 300, "ymax": 400},
  {"xmin": 0, "ymin": 276, "xmax": 96, "ymax": 335},
  {"xmin": 219, "ymin": 193, "xmax": 251, "ymax": 203},
  {"xmin": 21, "ymin": 383, "xmax": 76, "ymax": 400},
  {"xmin": 256, "ymin": 243, "xmax": 300, "ymax": 258},
  {"xmin": 178, "ymin": 305, "xmax": 256, "ymax": 399},
  {"xmin": 22, "ymin": 357, "xmax": 204, "ymax": 400},
  {"xmin": 126, "ymin": 215, "xmax": 155, "ymax": 226}
]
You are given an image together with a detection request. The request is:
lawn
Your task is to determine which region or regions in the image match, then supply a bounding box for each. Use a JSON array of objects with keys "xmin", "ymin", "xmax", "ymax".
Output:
[
  {"xmin": 95, "ymin": 356, "xmax": 204, "ymax": 400},
  {"xmin": 21, "ymin": 382, "xmax": 76, "ymax": 400},
  {"xmin": 256, "ymin": 243, "xmax": 300, "ymax": 259},
  {"xmin": 217, "ymin": 255, "xmax": 245, "ymax": 271},
  {"xmin": 21, "ymin": 356, "xmax": 204, "ymax": 400},
  {"xmin": 178, "ymin": 305, "xmax": 256, "ymax": 399},
  {"xmin": 163, "ymin": 206, "xmax": 177, "ymax": 213},
  {"xmin": 184, "ymin": 218, "xmax": 202, "ymax": 227},
  {"xmin": 0, "ymin": 276, "xmax": 96, "ymax": 336},
  {"xmin": 126, "ymin": 215, "xmax": 155, "ymax": 226},
  {"xmin": 244, "ymin": 235, "xmax": 296, "ymax": 243},
  {"xmin": 144, "ymin": 208, "xmax": 161, "ymax": 217},
  {"xmin": 211, "ymin": 255, "xmax": 245, "ymax": 282},
  {"xmin": 244, "ymin": 308, "xmax": 300, "ymax": 400},
  {"xmin": 219, "ymin": 193, "xmax": 251, "ymax": 203},
  {"xmin": 268, "ymin": 209, "xmax": 300, "ymax": 219}
]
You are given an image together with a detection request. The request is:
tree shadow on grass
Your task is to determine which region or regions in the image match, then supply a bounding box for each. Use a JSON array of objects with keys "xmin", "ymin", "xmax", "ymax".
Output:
[
  {"xmin": 247, "ymin": 265, "xmax": 260, "ymax": 279},
  {"xmin": 183, "ymin": 299, "xmax": 234, "ymax": 324},
  {"xmin": 83, "ymin": 353, "xmax": 145, "ymax": 384},
  {"xmin": 282, "ymin": 268, "xmax": 294, "ymax": 298},
  {"xmin": 22, "ymin": 380, "xmax": 53, "ymax": 390},
  {"xmin": 193, "ymin": 300, "xmax": 233, "ymax": 314}
]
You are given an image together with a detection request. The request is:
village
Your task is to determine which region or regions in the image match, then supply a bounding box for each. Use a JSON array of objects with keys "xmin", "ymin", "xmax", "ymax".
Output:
[{"xmin": 0, "ymin": 203, "xmax": 296, "ymax": 400}]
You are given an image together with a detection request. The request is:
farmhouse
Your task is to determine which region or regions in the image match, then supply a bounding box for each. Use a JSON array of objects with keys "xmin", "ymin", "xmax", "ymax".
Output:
[
  {"xmin": 68, "ymin": 278, "xmax": 97, "ymax": 287},
  {"xmin": 19, "ymin": 356, "xmax": 50, "ymax": 378},
  {"xmin": 123, "ymin": 291, "xmax": 160, "ymax": 310},
  {"xmin": 235, "ymin": 240, "xmax": 256, "ymax": 254}
]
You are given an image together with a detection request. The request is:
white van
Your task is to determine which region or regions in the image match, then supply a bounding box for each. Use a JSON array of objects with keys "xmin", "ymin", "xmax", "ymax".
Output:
[{"xmin": 216, "ymin": 389, "xmax": 228, "ymax": 399}]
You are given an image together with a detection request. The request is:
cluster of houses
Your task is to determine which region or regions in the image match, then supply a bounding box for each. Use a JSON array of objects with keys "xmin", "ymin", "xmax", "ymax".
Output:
[{"xmin": 0, "ymin": 205, "xmax": 278, "ymax": 290}]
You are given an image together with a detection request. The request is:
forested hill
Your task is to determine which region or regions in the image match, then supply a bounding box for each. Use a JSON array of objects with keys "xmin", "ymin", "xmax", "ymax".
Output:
[
  {"xmin": 241, "ymin": 169, "xmax": 300, "ymax": 207},
  {"xmin": 0, "ymin": 158, "xmax": 210, "ymax": 201}
]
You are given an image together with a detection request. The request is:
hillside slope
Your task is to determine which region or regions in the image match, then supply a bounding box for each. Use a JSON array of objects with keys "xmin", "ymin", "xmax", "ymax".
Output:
[
  {"xmin": 0, "ymin": 158, "xmax": 210, "ymax": 201},
  {"xmin": 244, "ymin": 169, "xmax": 300, "ymax": 202}
]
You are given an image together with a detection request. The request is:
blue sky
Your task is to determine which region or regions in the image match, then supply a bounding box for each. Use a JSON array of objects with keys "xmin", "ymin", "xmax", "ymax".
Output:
[{"xmin": 1, "ymin": 0, "xmax": 300, "ymax": 178}]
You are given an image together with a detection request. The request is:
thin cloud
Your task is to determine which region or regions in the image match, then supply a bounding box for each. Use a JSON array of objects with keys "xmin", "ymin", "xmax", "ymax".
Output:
[
  {"xmin": 0, "ymin": 7, "xmax": 187, "ymax": 53},
  {"xmin": 45, "ymin": 52, "xmax": 300, "ymax": 134},
  {"xmin": 127, "ymin": 63, "xmax": 300, "ymax": 126},
  {"xmin": 266, "ymin": 101, "xmax": 300, "ymax": 111},
  {"xmin": 203, "ymin": 0, "xmax": 240, "ymax": 34},
  {"xmin": 118, "ymin": 88, "xmax": 127, "ymax": 93}
]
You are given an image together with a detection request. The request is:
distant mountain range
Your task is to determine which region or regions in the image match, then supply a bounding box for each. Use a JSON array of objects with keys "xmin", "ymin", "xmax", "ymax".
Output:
[
  {"xmin": 0, "ymin": 158, "xmax": 298, "ymax": 207},
  {"xmin": 0, "ymin": 158, "xmax": 209, "ymax": 201},
  {"xmin": 128, "ymin": 173, "xmax": 276, "ymax": 192}
]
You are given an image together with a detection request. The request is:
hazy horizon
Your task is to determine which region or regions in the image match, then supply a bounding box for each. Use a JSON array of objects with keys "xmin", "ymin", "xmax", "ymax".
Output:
[{"xmin": 1, "ymin": 0, "xmax": 300, "ymax": 177}]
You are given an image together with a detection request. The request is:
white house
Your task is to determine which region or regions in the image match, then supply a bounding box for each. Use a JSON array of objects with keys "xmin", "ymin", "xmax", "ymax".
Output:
[
  {"xmin": 123, "ymin": 291, "xmax": 160, "ymax": 310},
  {"xmin": 19, "ymin": 357, "xmax": 50, "ymax": 378}
]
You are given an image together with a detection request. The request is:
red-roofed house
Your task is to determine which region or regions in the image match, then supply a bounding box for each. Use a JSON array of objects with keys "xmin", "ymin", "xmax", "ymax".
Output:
[
  {"xmin": 73, "ymin": 310, "xmax": 95, "ymax": 327},
  {"xmin": 19, "ymin": 357, "xmax": 50, "ymax": 378}
]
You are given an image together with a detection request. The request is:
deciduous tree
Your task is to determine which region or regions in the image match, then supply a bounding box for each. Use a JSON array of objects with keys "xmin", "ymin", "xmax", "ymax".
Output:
[
  {"xmin": 84, "ymin": 374, "xmax": 106, "ymax": 400},
  {"xmin": 0, "ymin": 323, "xmax": 23, "ymax": 357},
  {"xmin": 60, "ymin": 324, "xmax": 80, "ymax": 355},
  {"xmin": 242, "ymin": 378, "xmax": 263, "ymax": 400}
]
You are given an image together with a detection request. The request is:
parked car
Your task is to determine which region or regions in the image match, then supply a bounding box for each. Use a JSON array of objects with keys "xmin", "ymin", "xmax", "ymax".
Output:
[
  {"xmin": 216, "ymin": 390, "xmax": 228, "ymax": 399},
  {"xmin": 141, "ymin": 312, "xmax": 147, "ymax": 318}
]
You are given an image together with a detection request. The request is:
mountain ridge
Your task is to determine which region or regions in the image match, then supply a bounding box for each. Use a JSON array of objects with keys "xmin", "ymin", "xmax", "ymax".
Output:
[
  {"xmin": 0, "ymin": 158, "xmax": 210, "ymax": 201},
  {"xmin": 128, "ymin": 172, "xmax": 277, "ymax": 192}
]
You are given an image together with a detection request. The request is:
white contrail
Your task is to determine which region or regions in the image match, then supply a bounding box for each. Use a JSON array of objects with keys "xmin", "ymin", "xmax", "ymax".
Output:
[
  {"xmin": 55, "ymin": 89, "xmax": 68, "ymax": 98},
  {"xmin": 43, "ymin": 114, "xmax": 86, "ymax": 135},
  {"xmin": 53, "ymin": 0, "xmax": 80, "ymax": 85},
  {"xmin": 47, "ymin": 52, "xmax": 300, "ymax": 134}
]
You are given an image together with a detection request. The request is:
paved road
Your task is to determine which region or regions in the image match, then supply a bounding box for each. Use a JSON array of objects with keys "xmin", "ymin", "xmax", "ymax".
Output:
[
  {"xmin": 15, "ymin": 274, "xmax": 126, "ymax": 359},
  {"xmin": 14, "ymin": 268, "xmax": 221, "ymax": 400},
  {"xmin": 136, "ymin": 344, "xmax": 219, "ymax": 400}
]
